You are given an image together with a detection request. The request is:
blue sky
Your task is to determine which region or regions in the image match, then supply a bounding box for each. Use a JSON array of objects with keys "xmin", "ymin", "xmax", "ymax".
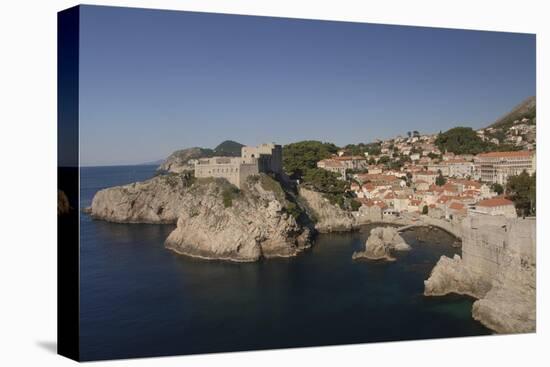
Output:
[{"xmin": 78, "ymin": 5, "xmax": 536, "ymax": 166}]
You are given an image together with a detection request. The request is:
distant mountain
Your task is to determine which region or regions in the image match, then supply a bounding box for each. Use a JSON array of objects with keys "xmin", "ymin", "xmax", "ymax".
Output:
[
  {"xmin": 137, "ymin": 159, "xmax": 165, "ymax": 166},
  {"xmin": 214, "ymin": 140, "xmax": 244, "ymax": 156},
  {"xmin": 488, "ymin": 96, "xmax": 536, "ymax": 129},
  {"xmin": 158, "ymin": 141, "xmax": 244, "ymax": 173}
]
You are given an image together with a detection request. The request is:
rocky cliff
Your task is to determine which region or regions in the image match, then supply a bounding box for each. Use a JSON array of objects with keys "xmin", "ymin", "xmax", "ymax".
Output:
[
  {"xmin": 89, "ymin": 174, "xmax": 311, "ymax": 262},
  {"xmin": 424, "ymin": 215, "xmax": 536, "ymax": 334},
  {"xmin": 298, "ymin": 188, "xmax": 355, "ymax": 232},
  {"xmin": 165, "ymin": 178, "xmax": 311, "ymax": 262},
  {"xmin": 90, "ymin": 174, "xmax": 194, "ymax": 223},
  {"xmin": 352, "ymin": 226, "xmax": 411, "ymax": 261}
]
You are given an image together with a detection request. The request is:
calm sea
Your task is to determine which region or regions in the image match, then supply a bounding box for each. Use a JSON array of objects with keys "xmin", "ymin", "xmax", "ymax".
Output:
[{"xmin": 79, "ymin": 165, "xmax": 490, "ymax": 361}]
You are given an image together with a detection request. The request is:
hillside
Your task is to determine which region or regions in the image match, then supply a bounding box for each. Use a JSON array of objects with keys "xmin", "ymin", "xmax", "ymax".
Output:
[
  {"xmin": 214, "ymin": 140, "xmax": 244, "ymax": 156},
  {"xmin": 158, "ymin": 140, "xmax": 244, "ymax": 173},
  {"xmin": 489, "ymin": 96, "xmax": 536, "ymax": 129}
]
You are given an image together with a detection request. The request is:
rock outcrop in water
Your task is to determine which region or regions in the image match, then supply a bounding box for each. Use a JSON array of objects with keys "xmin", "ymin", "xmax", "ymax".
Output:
[
  {"xmin": 89, "ymin": 173, "xmax": 311, "ymax": 262},
  {"xmin": 298, "ymin": 187, "xmax": 355, "ymax": 232},
  {"xmin": 352, "ymin": 227, "xmax": 411, "ymax": 261},
  {"xmin": 424, "ymin": 215, "xmax": 536, "ymax": 334}
]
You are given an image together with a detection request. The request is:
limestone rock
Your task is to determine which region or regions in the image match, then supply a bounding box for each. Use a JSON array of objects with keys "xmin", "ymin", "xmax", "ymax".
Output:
[
  {"xmin": 298, "ymin": 187, "xmax": 355, "ymax": 233},
  {"xmin": 424, "ymin": 255, "xmax": 490, "ymax": 298},
  {"xmin": 165, "ymin": 179, "xmax": 311, "ymax": 262},
  {"xmin": 89, "ymin": 173, "xmax": 312, "ymax": 262},
  {"xmin": 89, "ymin": 174, "xmax": 193, "ymax": 223},
  {"xmin": 352, "ymin": 226, "xmax": 411, "ymax": 261}
]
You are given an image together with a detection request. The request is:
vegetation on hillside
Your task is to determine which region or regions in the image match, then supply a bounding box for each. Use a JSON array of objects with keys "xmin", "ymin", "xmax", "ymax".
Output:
[
  {"xmin": 221, "ymin": 186, "xmax": 240, "ymax": 208},
  {"xmin": 435, "ymin": 127, "xmax": 491, "ymax": 155},
  {"xmin": 214, "ymin": 140, "xmax": 244, "ymax": 156},
  {"xmin": 302, "ymin": 168, "xmax": 348, "ymax": 194},
  {"xmin": 491, "ymin": 183, "xmax": 504, "ymax": 195},
  {"xmin": 282, "ymin": 141, "xmax": 339, "ymax": 178},
  {"xmin": 506, "ymin": 171, "xmax": 536, "ymax": 216},
  {"xmin": 343, "ymin": 142, "xmax": 382, "ymax": 156},
  {"xmin": 434, "ymin": 127, "xmax": 521, "ymax": 155}
]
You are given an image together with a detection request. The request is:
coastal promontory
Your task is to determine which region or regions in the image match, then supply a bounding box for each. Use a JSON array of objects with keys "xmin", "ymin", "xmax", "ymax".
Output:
[{"xmin": 89, "ymin": 173, "xmax": 312, "ymax": 262}]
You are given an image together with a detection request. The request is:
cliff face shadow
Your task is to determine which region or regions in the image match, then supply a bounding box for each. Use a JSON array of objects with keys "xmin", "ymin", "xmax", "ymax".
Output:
[{"xmin": 36, "ymin": 340, "xmax": 57, "ymax": 354}]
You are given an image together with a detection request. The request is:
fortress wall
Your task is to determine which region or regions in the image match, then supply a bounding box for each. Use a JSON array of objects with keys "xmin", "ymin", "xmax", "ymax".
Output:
[
  {"xmin": 238, "ymin": 163, "xmax": 260, "ymax": 188},
  {"xmin": 195, "ymin": 158, "xmax": 242, "ymax": 187},
  {"xmin": 460, "ymin": 216, "xmax": 536, "ymax": 280}
]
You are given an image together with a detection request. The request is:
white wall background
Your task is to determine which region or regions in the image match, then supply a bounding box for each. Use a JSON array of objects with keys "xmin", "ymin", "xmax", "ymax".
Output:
[{"xmin": 0, "ymin": 0, "xmax": 548, "ymax": 366}]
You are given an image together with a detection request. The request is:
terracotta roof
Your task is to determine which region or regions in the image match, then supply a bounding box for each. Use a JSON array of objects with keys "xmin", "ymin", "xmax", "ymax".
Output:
[
  {"xmin": 449, "ymin": 202, "xmax": 465, "ymax": 210},
  {"xmin": 362, "ymin": 183, "xmax": 375, "ymax": 190},
  {"xmin": 333, "ymin": 155, "xmax": 367, "ymax": 161},
  {"xmin": 358, "ymin": 174, "xmax": 398, "ymax": 182},
  {"xmin": 452, "ymin": 179, "xmax": 481, "ymax": 189},
  {"xmin": 415, "ymin": 171, "xmax": 438, "ymax": 176},
  {"xmin": 476, "ymin": 151, "xmax": 533, "ymax": 158},
  {"xmin": 442, "ymin": 183, "xmax": 458, "ymax": 192},
  {"xmin": 477, "ymin": 197, "xmax": 515, "ymax": 207},
  {"xmin": 359, "ymin": 198, "xmax": 387, "ymax": 209},
  {"xmin": 319, "ymin": 159, "xmax": 345, "ymax": 168},
  {"xmin": 444, "ymin": 159, "xmax": 470, "ymax": 164}
]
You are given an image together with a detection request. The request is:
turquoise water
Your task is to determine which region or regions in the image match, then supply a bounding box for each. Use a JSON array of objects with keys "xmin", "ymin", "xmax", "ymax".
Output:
[{"xmin": 79, "ymin": 165, "xmax": 490, "ymax": 361}]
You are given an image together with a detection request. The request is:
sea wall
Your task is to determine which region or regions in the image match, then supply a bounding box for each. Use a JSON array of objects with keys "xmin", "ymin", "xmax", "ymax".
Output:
[{"xmin": 425, "ymin": 215, "xmax": 536, "ymax": 334}]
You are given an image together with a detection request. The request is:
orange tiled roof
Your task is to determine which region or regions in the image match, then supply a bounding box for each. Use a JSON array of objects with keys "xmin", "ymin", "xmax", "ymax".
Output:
[
  {"xmin": 449, "ymin": 202, "xmax": 465, "ymax": 210},
  {"xmin": 319, "ymin": 159, "xmax": 345, "ymax": 168},
  {"xmin": 476, "ymin": 151, "xmax": 533, "ymax": 158},
  {"xmin": 477, "ymin": 197, "xmax": 515, "ymax": 207},
  {"xmin": 333, "ymin": 155, "xmax": 367, "ymax": 161}
]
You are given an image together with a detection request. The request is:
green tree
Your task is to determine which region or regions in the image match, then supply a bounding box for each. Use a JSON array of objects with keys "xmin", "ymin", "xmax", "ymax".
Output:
[
  {"xmin": 506, "ymin": 171, "xmax": 536, "ymax": 216},
  {"xmin": 283, "ymin": 141, "xmax": 339, "ymax": 179},
  {"xmin": 491, "ymin": 183, "xmax": 504, "ymax": 195},
  {"xmin": 302, "ymin": 168, "xmax": 347, "ymax": 194},
  {"xmin": 350, "ymin": 199, "xmax": 362, "ymax": 211},
  {"xmin": 427, "ymin": 152, "xmax": 440, "ymax": 160},
  {"xmin": 378, "ymin": 156, "xmax": 390, "ymax": 165},
  {"xmin": 422, "ymin": 205, "xmax": 429, "ymax": 215},
  {"xmin": 435, "ymin": 171, "xmax": 446, "ymax": 186},
  {"xmin": 435, "ymin": 127, "xmax": 492, "ymax": 155}
]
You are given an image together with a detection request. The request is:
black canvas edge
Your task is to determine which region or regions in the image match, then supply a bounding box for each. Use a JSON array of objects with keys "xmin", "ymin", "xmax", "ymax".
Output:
[{"xmin": 57, "ymin": 5, "xmax": 81, "ymax": 362}]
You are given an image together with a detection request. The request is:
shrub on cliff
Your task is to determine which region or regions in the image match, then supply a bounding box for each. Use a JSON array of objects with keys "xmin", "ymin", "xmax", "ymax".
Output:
[{"xmin": 222, "ymin": 186, "xmax": 240, "ymax": 208}]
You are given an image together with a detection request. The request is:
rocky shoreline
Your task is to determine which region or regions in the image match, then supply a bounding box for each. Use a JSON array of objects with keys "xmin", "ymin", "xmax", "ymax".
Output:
[{"xmin": 87, "ymin": 172, "xmax": 535, "ymax": 334}]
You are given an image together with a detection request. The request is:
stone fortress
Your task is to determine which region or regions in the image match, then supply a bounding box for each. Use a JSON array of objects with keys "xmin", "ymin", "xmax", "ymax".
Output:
[{"xmin": 194, "ymin": 143, "xmax": 283, "ymax": 188}]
